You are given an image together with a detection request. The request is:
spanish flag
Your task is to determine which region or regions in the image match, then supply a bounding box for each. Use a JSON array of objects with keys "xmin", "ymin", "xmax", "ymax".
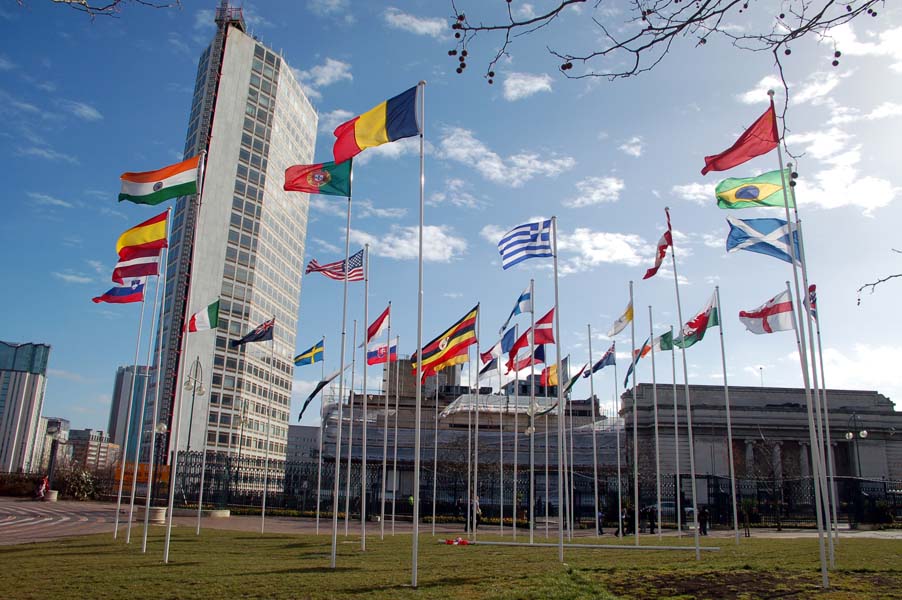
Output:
[
  {"xmin": 412, "ymin": 305, "xmax": 478, "ymax": 380},
  {"xmin": 116, "ymin": 210, "xmax": 168, "ymax": 260},
  {"xmin": 333, "ymin": 86, "xmax": 420, "ymax": 164}
]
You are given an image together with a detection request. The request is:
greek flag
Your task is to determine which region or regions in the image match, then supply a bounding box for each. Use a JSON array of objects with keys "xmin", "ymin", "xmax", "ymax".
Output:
[
  {"xmin": 498, "ymin": 219, "xmax": 553, "ymax": 270},
  {"xmin": 726, "ymin": 217, "xmax": 800, "ymax": 266}
]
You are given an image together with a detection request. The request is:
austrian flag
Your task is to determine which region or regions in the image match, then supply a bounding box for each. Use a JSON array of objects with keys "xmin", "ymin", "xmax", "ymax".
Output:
[{"xmin": 739, "ymin": 289, "xmax": 795, "ymax": 334}]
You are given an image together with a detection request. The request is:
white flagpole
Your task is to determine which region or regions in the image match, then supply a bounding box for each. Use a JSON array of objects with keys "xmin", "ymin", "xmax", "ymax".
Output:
[
  {"xmin": 467, "ymin": 370, "xmax": 472, "ymax": 534},
  {"xmin": 411, "ymin": 79, "xmax": 426, "ymax": 588},
  {"xmin": 432, "ymin": 377, "xmax": 438, "ymax": 535},
  {"xmin": 551, "ymin": 216, "xmax": 565, "ymax": 562},
  {"xmin": 361, "ymin": 245, "xmax": 370, "ymax": 550},
  {"xmin": 528, "ymin": 279, "xmax": 536, "ymax": 544},
  {"xmin": 261, "ymin": 323, "xmax": 276, "ymax": 534},
  {"xmin": 714, "ymin": 288, "xmax": 740, "ymax": 544},
  {"xmin": 544, "ymin": 384, "xmax": 550, "ymax": 539},
  {"xmin": 666, "ymin": 206, "xmax": 700, "ymax": 561},
  {"xmin": 497, "ymin": 354, "xmax": 505, "ymax": 536},
  {"xmin": 344, "ymin": 319, "xmax": 357, "ymax": 536},
  {"xmin": 513, "ymin": 344, "xmax": 519, "ymax": 540},
  {"xmin": 316, "ymin": 335, "xmax": 325, "ymax": 535},
  {"xmin": 473, "ymin": 310, "xmax": 481, "ymax": 539},
  {"xmin": 613, "ymin": 347, "xmax": 623, "ymax": 539},
  {"xmin": 163, "ymin": 149, "xmax": 207, "ymax": 564},
  {"xmin": 587, "ymin": 325, "xmax": 600, "ymax": 538},
  {"xmin": 380, "ymin": 306, "xmax": 391, "ymax": 540},
  {"xmin": 195, "ymin": 352, "xmax": 213, "ymax": 536},
  {"xmin": 648, "ymin": 307, "xmax": 662, "ymax": 540},
  {"xmin": 628, "ymin": 282, "xmax": 640, "ymax": 545},
  {"xmin": 567, "ymin": 369, "xmax": 575, "ymax": 538},
  {"xmin": 391, "ymin": 335, "xmax": 400, "ymax": 535},
  {"xmin": 670, "ymin": 326, "xmax": 682, "ymax": 538}
]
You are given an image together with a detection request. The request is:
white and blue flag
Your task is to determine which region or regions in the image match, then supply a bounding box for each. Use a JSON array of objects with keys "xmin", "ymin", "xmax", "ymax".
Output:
[
  {"xmin": 726, "ymin": 217, "xmax": 800, "ymax": 265},
  {"xmin": 498, "ymin": 219, "xmax": 553, "ymax": 270},
  {"xmin": 499, "ymin": 285, "xmax": 533, "ymax": 333}
]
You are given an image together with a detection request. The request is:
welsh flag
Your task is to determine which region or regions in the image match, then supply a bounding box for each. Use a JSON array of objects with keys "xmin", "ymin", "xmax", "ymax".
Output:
[
  {"xmin": 188, "ymin": 299, "xmax": 220, "ymax": 332},
  {"xmin": 674, "ymin": 293, "xmax": 719, "ymax": 348}
]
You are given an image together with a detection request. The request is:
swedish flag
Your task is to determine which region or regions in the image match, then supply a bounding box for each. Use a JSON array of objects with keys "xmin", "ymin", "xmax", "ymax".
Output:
[
  {"xmin": 715, "ymin": 169, "xmax": 792, "ymax": 209},
  {"xmin": 294, "ymin": 340, "xmax": 324, "ymax": 366}
]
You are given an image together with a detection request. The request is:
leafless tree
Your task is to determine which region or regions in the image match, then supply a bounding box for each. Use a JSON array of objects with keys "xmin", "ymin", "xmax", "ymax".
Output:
[
  {"xmin": 857, "ymin": 249, "xmax": 901, "ymax": 305},
  {"xmin": 20, "ymin": 0, "xmax": 180, "ymax": 18}
]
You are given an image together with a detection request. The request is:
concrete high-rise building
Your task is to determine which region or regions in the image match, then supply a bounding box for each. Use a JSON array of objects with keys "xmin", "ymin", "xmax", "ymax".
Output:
[
  {"xmin": 37, "ymin": 417, "xmax": 70, "ymax": 471},
  {"xmin": 0, "ymin": 341, "xmax": 51, "ymax": 472},
  {"xmin": 69, "ymin": 429, "xmax": 120, "ymax": 471},
  {"xmin": 108, "ymin": 365, "xmax": 149, "ymax": 461},
  {"xmin": 156, "ymin": 4, "xmax": 316, "ymax": 463}
]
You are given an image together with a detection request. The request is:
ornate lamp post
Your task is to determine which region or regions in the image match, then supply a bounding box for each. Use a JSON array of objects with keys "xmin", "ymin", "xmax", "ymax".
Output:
[
  {"xmin": 844, "ymin": 414, "xmax": 868, "ymax": 477},
  {"xmin": 183, "ymin": 357, "xmax": 206, "ymax": 454}
]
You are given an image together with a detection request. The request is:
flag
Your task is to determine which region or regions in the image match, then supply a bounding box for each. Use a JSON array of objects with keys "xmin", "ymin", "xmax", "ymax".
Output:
[
  {"xmin": 499, "ymin": 286, "xmax": 533, "ymax": 333},
  {"xmin": 294, "ymin": 340, "xmax": 324, "ymax": 366},
  {"xmin": 283, "ymin": 160, "xmax": 351, "ymax": 197},
  {"xmin": 366, "ymin": 305, "xmax": 390, "ymax": 345},
  {"xmin": 623, "ymin": 338, "xmax": 652, "ymax": 388},
  {"xmin": 542, "ymin": 356, "xmax": 569, "ymax": 387},
  {"xmin": 739, "ymin": 289, "xmax": 795, "ymax": 334},
  {"xmin": 111, "ymin": 247, "xmax": 160, "ymax": 284},
  {"xmin": 92, "ymin": 278, "xmax": 145, "ymax": 304},
  {"xmin": 726, "ymin": 217, "xmax": 800, "ymax": 265},
  {"xmin": 805, "ymin": 284, "xmax": 818, "ymax": 321},
  {"xmin": 367, "ymin": 338, "xmax": 398, "ymax": 365},
  {"xmin": 231, "ymin": 318, "xmax": 275, "ymax": 347},
  {"xmin": 119, "ymin": 156, "xmax": 199, "ymax": 205},
  {"xmin": 333, "ymin": 86, "xmax": 420, "ymax": 164},
  {"xmin": 188, "ymin": 299, "xmax": 219, "ymax": 332},
  {"xmin": 652, "ymin": 331, "xmax": 674, "ymax": 353},
  {"xmin": 298, "ymin": 366, "xmax": 349, "ymax": 420},
  {"xmin": 305, "ymin": 249, "xmax": 365, "ymax": 281},
  {"xmin": 674, "ymin": 293, "xmax": 719, "ymax": 348},
  {"xmin": 584, "ymin": 342, "xmax": 615, "ymax": 377},
  {"xmin": 412, "ymin": 305, "xmax": 478, "ymax": 379},
  {"xmin": 497, "ymin": 219, "xmax": 553, "ymax": 270},
  {"xmin": 607, "ymin": 301, "xmax": 633, "ymax": 337},
  {"xmin": 116, "ymin": 210, "xmax": 168, "ymax": 260},
  {"xmin": 513, "ymin": 344, "xmax": 545, "ymax": 372},
  {"xmin": 478, "ymin": 357, "xmax": 498, "ymax": 378},
  {"xmin": 716, "ymin": 169, "xmax": 791, "ymax": 209},
  {"xmin": 481, "ymin": 327, "xmax": 517, "ymax": 364},
  {"xmin": 643, "ymin": 209, "xmax": 673, "ymax": 280},
  {"xmin": 701, "ymin": 100, "xmax": 780, "ymax": 175},
  {"xmin": 506, "ymin": 308, "xmax": 555, "ymax": 367},
  {"xmin": 563, "ymin": 363, "xmax": 588, "ymax": 395}
]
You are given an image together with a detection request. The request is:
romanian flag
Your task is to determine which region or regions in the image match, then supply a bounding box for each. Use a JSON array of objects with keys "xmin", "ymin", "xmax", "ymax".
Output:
[
  {"xmin": 116, "ymin": 210, "xmax": 168, "ymax": 260},
  {"xmin": 701, "ymin": 100, "xmax": 779, "ymax": 175},
  {"xmin": 119, "ymin": 156, "xmax": 199, "ymax": 205},
  {"xmin": 716, "ymin": 169, "xmax": 791, "ymax": 209},
  {"xmin": 412, "ymin": 305, "xmax": 478, "ymax": 380},
  {"xmin": 332, "ymin": 86, "xmax": 420, "ymax": 164},
  {"xmin": 284, "ymin": 160, "xmax": 351, "ymax": 197}
]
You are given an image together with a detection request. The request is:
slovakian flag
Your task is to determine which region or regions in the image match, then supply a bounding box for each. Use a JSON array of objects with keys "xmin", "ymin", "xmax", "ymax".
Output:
[
  {"xmin": 701, "ymin": 100, "xmax": 779, "ymax": 175},
  {"xmin": 739, "ymin": 289, "xmax": 795, "ymax": 334},
  {"xmin": 188, "ymin": 299, "xmax": 219, "ymax": 332},
  {"xmin": 333, "ymin": 86, "xmax": 420, "ymax": 164},
  {"xmin": 284, "ymin": 160, "xmax": 352, "ymax": 197},
  {"xmin": 231, "ymin": 318, "xmax": 275, "ymax": 347},
  {"xmin": 367, "ymin": 338, "xmax": 398, "ymax": 365},
  {"xmin": 584, "ymin": 342, "xmax": 616, "ymax": 377},
  {"xmin": 116, "ymin": 210, "xmax": 168, "ymax": 261},
  {"xmin": 643, "ymin": 208, "xmax": 673, "ymax": 280},
  {"xmin": 111, "ymin": 247, "xmax": 160, "ymax": 284},
  {"xmin": 119, "ymin": 156, "xmax": 199, "ymax": 206},
  {"xmin": 366, "ymin": 305, "xmax": 391, "ymax": 345},
  {"xmin": 92, "ymin": 278, "xmax": 145, "ymax": 304},
  {"xmin": 506, "ymin": 308, "xmax": 555, "ymax": 368}
]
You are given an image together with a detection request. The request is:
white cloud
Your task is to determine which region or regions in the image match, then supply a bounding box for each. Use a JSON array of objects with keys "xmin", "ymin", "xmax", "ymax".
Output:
[
  {"xmin": 443, "ymin": 292, "xmax": 463, "ymax": 299},
  {"xmin": 513, "ymin": 3, "xmax": 536, "ymax": 19},
  {"xmin": 788, "ymin": 343, "xmax": 902, "ymax": 400},
  {"xmin": 556, "ymin": 228, "xmax": 650, "ymax": 275},
  {"xmin": 503, "ymin": 72, "xmax": 553, "ymax": 101},
  {"xmin": 294, "ymin": 57, "xmax": 352, "ymax": 100},
  {"xmin": 793, "ymin": 71, "xmax": 847, "ymax": 105},
  {"xmin": 194, "ymin": 9, "xmax": 214, "ymax": 29},
  {"xmin": 52, "ymin": 271, "xmax": 92, "ymax": 284},
  {"xmin": 311, "ymin": 237, "xmax": 341, "ymax": 254},
  {"xmin": 619, "ymin": 136, "xmax": 644, "ymax": 157},
  {"xmin": 439, "ymin": 127, "xmax": 575, "ymax": 187},
  {"xmin": 0, "ymin": 55, "xmax": 14, "ymax": 70},
  {"xmin": 829, "ymin": 101, "xmax": 902, "ymax": 125},
  {"xmin": 383, "ymin": 7, "xmax": 445, "ymax": 38},
  {"xmin": 564, "ymin": 176, "xmax": 624, "ymax": 207},
  {"xmin": 17, "ymin": 146, "xmax": 78, "ymax": 164},
  {"xmin": 27, "ymin": 192, "xmax": 73, "ymax": 208},
  {"xmin": 47, "ymin": 369, "xmax": 90, "ymax": 383},
  {"xmin": 479, "ymin": 224, "xmax": 508, "ymax": 244},
  {"xmin": 307, "ymin": 0, "xmax": 353, "ymax": 23},
  {"xmin": 60, "ymin": 100, "xmax": 103, "ymax": 121},
  {"xmin": 736, "ymin": 75, "xmax": 783, "ymax": 105},
  {"xmin": 428, "ymin": 178, "xmax": 483, "ymax": 209},
  {"xmin": 86, "ymin": 260, "xmax": 106, "ymax": 275},
  {"xmin": 308, "ymin": 196, "xmax": 347, "ymax": 218},
  {"xmin": 671, "ymin": 182, "xmax": 710, "ymax": 206},
  {"xmin": 828, "ymin": 24, "xmax": 902, "ymax": 73},
  {"xmin": 354, "ymin": 136, "xmax": 425, "ymax": 165},
  {"xmin": 357, "ymin": 199, "xmax": 406, "ymax": 219},
  {"xmin": 351, "ymin": 225, "xmax": 467, "ymax": 262},
  {"xmin": 319, "ymin": 108, "xmax": 354, "ymax": 133}
]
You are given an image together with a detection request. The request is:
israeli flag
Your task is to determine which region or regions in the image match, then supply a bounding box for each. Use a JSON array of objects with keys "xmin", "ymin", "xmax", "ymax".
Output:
[
  {"xmin": 499, "ymin": 285, "xmax": 533, "ymax": 333},
  {"xmin": 726, "ymin": 217, "xmax": 800, "ymax": 266},
  {"xmin": 498, "ymin": 219, "xmax": 553, "ymax": 270}
]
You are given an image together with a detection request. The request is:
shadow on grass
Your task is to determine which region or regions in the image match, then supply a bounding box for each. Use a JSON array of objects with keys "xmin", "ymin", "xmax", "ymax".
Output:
[
  {"xmin": 339, "ymin": 575, "xmax": 486, "ymax": 594},
  {"xmin": 230, "ymin": 566, "xmax": 361, "ymax": 576}
]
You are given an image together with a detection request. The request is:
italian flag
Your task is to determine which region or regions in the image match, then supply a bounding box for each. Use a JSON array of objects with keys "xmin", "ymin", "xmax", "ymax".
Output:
[
  {"xmin": 119, "ymin": 156, "xmax": 200, "ymax": 205},
  {"xmin": 188, "ymin": 300, "xmax": 220, "ymax": 332}
]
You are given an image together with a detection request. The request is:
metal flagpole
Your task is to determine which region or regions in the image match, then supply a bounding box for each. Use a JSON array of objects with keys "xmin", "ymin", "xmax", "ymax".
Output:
[
  {"xmin": 613, "ymin": 349, "xmax": 623, "ymax": 539},
  {"xmin": 560, "ymin": 366, "xmax": 570, "ymax": 540},
  {"xmin": 473, "ymin": 310, "xmax": 481, "ymax": 540},
  {"xmin": 587, "ymin": 325, "xmax": 600, "ymax": 538},
  {"xmin": 714, "ymin": 288, "xmax": 740, "ymax": 544},
  {"xmin": 196, "ymin": 354, "xmax": 213, "ymax": 536},
  {"xmin": 163, "ymin": 149, "xmax": 207, "ymax": 564},
  {"xmin": 380, "ymin": 306, "xmax": 391, "ymax": 540},
  {"xmin": 261, "ymin": 323, "xmax": 276, "ymax": 534},
  {"xmin": 544, "ymin": 384, "xmax": 550, "ymax": 539},
  {"xmin": 361, "ymin": 245, "xmax": 370, "ymax": 551},
  {"xmin": 498, "ymin": 354, "xmax": 504, "ymax": 536},
  {"xmin": 344, "ymin": 320, "xmax": 357, "ymax": 536},
  {"xmin": 432, "ymin": 379, "xmax": 438, "ymax": 535},
  {"xmin": 391, "ymin": 336, "xmax": 400, "ymax": 535},
  {"xmin": 329, "ymin": 185, "xmax": 353, "ymax": 570},
  {"xmin": 567, "ymin": 369, "xmax": 575, "ymax": 537},
  {"xmin": 628, "ymin": 282, "xmax": 640, "ymax": 545},
  {"xmin": 411, "ymin": 79, "xmax": 426, "ymax": 588},
  {"xmin": 467, "ymin": 372, "xmax": 472, "ymax": 534},
  {"xmin": 316, "ymin": 335, "xmax": 325, "ymax": 535},
  {"xmin": 114, "ymin": 289, "xmax": 147, "ymax": 539},
  {"xmin": 528, "ymin": 279, "xmax": 536, "ymax": 544},
  {"xmin": 648, "ymin": 307, "xmax": 662, "ymax": 540},
  {"xmin": 670, "ymin": 326, "xmax": 682, "ymax": 538},
  {"xmin": 551, "ymin": 216, "xmax": 565, "ymax": 562},
  {"xmin": 513, "ymin": 345, "xmax": 519, "ymax": 540}
]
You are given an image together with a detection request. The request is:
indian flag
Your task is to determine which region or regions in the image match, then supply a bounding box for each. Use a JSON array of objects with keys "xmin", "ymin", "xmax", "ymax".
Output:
[
  {"xmin": 119, "ymin": 156, "xmax": 200, "ymax": 205},
  {"xmin": 188, "ymin": 299, "xmax": 220, "ymax": 332}
]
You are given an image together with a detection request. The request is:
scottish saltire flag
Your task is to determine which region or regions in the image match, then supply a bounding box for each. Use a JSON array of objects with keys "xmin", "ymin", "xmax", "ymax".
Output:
[
  {"xmin": 726, "ymin": 217, "xmax": 800, "ymax": 265},
  {"xmin": 584, "ymin": 342, "xmax": 615, "ymax": 377},
  {"xmin": 499, "ymin": 285, "xmax": 533, "ymax": 333},
  {"xmin": 294, "ymin": 340, "xmax": 324, "ymax": 366},
  {"xmin": 498, "ymin": 219, "xmax": 553, "ymax": 270}
]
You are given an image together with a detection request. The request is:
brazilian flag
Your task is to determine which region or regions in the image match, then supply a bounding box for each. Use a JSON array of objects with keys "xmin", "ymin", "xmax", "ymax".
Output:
[{"xmin": 715, "ymin": 169, "xmax": 793, "ymax": 209}]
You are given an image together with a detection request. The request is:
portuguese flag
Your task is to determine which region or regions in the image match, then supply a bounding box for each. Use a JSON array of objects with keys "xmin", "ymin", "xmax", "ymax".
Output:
[
  {"xmin": 283, "ymin": 160, "xmax": 351, "ymax": 197},
  {"xmin": 674, "ymin": 293, "xmax": 720, "ymax": 348},
  {"xmin": 119, "ymin": 156, "xmax": 200, "ymax": 205},
  {"xmin": 188, "ymin": 299, "xmax": 220, "ymax": 332},
  {"xmin": 716, "ymin": 169, "xmax": 792, "ymax": 209}
]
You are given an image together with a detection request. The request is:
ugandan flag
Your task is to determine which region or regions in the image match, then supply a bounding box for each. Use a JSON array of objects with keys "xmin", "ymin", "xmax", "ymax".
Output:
[
  {"xmin": 412, "ymin": 305, "xmax": 478, "ymax": 380},
  {"xmin": 333, "ymin": 86, "xmax": 420, "ymax": 164},
  {"xmin": 716, "ymin": 169, "xmax": 793, "ymax": 209}
]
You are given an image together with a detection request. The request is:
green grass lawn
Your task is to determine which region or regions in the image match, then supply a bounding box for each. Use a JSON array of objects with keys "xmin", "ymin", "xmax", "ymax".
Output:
[{"xmin": 1, "ymin": 528, "xmax": 899, "ymax": 599}]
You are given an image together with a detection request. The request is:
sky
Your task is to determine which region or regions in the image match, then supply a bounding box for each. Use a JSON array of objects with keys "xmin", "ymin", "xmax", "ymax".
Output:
[{"xmin": 2, "ymin": 1, "xmax": 901, "ymax": 432}]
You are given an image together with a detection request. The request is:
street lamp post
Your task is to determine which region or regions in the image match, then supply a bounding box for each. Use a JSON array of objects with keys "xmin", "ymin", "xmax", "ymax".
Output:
[
  {"xmin": 844, "ymin": 414, "xmax": 868, "ymax": 478},
  {"xmin": 184, "ymin": 357, "xmax": 206, "ymax": 454}
]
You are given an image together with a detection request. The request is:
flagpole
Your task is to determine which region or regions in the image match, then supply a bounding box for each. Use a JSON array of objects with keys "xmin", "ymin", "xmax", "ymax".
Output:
[
  {"xmin": 473, "ymin": 309, "xmax": 481, "ymax": 540},
  {"xmin": 513, "ymin": 340, "xmax": 519, "ymax": 540},
  {"xmin": 497, "ymin": 353, "xmax": 504, "ymax": 537},
  {"xmin": 467, "ymin": 372, "xmax": 472, "ymax": 535},
  {"xmin": 587, "ymin": 325, "xmax": 600, "ymax": 538},
  {"xmin": 380, "ymin": 306, "xmax": 391, "ymax": 540},
  {"xmin": 648, "ymin": 307, "xmax": 662, "ymax": 540},
  {"xmin": 361, "ymin": 245, "xmax": 370, "ymax": 551},
  {"xmin": 567, "ymin": 366, "xmax": 575, "ymax": 538},
  {"xmin": 163, "ymin": 150, "xmax": 207, "ymax": 563},
  {"xmin": 316, "ymin": 335, "xmax": 325, "ymax": 535},
  {"xmin": 432, "ymin": 377, "xmax": 438, "ymax": 535},
  {"xmin": 196, "ymin": 352, "xmax": 213, "ymax": 536},
  {"xmin": 391, "ymin": 337, "xmax": 400, "ymax": 535},
  {"xmin": 141, "ymin": 235, "xmax": 170, "ymax": 553},
  {"xmin": 666, "ymin": 206, "xmax": 700, "ymax": 561},
  {"xmin": 670, "ymin": 326, "xmax": 682, "ymax": 538},
  {"xmin": 613, "ymin": 346, "xmax": 623, "ymax": 539},
  {"xmin": 528, "ymin": 278, "xmax": 536, "ymax": 544},
  {"xmin": 411, "ymin": 79, "xmax": 426, "ymax": 589},
  {"xmin": 344, "ymin": 319, "xmax": 357, "ymax": 536},
  {"xmin": 551, "ymin": 216, "xmax": 565, "ymax": 562},
  {"xmin": 261, "ymin": 321, "xmax": 276, "ymax": 534},
  {"xmin": 714, "ymin": 288, "xmax": 740, "ymax": 544},
  {"xmin": 628, "ymin": 281, "xmax": 640, "ymax": 546},
  {"xmin": 544, "ymin": 385, "xmax": 549, "ymax": 539}
]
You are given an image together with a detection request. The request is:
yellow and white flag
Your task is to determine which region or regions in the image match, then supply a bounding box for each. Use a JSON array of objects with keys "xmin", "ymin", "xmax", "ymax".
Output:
[{"xmin": 607, "ymin": 301, "xmax": 633, "ymax": 337}]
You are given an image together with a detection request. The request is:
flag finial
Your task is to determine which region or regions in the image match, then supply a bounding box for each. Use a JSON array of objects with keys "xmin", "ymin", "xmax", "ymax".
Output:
[{"xmin": 767, "ymin": 89, "xmax": 775, "ymax": 97}]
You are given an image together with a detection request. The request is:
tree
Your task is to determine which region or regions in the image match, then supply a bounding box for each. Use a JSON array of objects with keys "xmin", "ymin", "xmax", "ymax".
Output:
[
  {"xmin": 857, "ymin": 249, "xmax": 901, "ymax": 305},
  {"xmin": 21, "ymin": 0, "xmax": 180, "ymax": 18}
]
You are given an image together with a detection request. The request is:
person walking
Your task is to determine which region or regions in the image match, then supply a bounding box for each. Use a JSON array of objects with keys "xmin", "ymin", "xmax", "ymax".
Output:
[{"xmin": 699, "ymin": 506, "xmax": 709, "ymax": 536}]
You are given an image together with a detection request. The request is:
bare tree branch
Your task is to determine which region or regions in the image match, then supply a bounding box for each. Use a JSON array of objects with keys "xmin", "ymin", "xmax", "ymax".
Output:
[
  {"xmin": 857, "ymin": 249, "xmax": 902, "ymax": 305},
  {"xmin": 19, "ymin": 0, "xmax": 180, "ymax": 19}
]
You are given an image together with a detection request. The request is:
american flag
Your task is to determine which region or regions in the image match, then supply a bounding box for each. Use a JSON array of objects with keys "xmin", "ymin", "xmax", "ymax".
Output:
[{"xmin": 305, "ymin": 249, "xmax": 364, "ymax": 281}]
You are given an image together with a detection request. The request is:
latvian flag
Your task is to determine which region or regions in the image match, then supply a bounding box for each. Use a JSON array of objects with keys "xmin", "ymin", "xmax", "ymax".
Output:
[
  {"xmin": 188, "ymin": 300, "xmax": 220, "ymax": 332},
  {"xmin": 112, "ymin": 247, "xmax": 160, "ymax": 284}
]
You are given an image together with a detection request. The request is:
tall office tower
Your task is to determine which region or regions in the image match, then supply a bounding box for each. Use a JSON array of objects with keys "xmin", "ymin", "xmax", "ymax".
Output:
[
  {"xmin": 107, "ymin": 365, "xmax": 149, "ymax": 461},
  {"xmin": 0, "ymin": 341, "xmax": 51, "ymax": 472},
  {"xmin": 157, "ymin": 4, "xmax": 317, "ymax": 463}
]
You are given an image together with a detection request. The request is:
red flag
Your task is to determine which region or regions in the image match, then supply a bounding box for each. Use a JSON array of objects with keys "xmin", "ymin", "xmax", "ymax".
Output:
[
  {"xmin": 505, "ymin": 308, "xmax": 555, "ymax": 369},
  {"xmin": 366, "ymin": 305, "xmax": 390, "ymax": 344},
  {"xmin": 643, "ymin": 208, "xmax": 672, "ymax": 280},
  {"xmin": 701, "ymin": 100, "xmax": 779, "ymax": 175}
]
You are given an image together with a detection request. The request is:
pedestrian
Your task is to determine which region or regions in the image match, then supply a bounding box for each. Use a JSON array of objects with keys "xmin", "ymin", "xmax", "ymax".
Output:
[
  {"xmin": 596, "ymin": 508, "xmax": 604, "ymax": 535},
  {"xmin": 473, "ymin": 495, "xmax": 482, "ymax": 532},
  {"xmin": 699, "ymin": 506, "xmax": 709, "ymax": 536},
  {"xmin": 646, "ymin": 506, "xmax": 656, "ymax": 534}
]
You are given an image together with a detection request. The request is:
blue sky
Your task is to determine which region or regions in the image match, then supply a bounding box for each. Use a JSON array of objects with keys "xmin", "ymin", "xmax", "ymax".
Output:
[{"xmin": 2, "ymin": 1, "xmax": 901, "ymax": 431}]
